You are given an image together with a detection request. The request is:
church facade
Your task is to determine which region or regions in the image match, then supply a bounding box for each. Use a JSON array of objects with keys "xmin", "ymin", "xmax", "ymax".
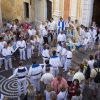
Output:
[{"xmin": 69, "ymin": 0, "xmax": 100, "ymax": 27}]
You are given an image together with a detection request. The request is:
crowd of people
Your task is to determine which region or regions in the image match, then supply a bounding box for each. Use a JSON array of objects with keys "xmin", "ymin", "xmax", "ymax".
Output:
[{"xmin": 0, "ymin": 17, "xmax": 100, "ymax": 100}]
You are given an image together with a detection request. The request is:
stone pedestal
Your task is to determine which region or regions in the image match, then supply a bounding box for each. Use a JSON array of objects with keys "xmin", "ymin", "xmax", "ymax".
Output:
[
  {"xmin": 53, "ymin": 0, "xmax": 61, "ymax": 22},
  {"xmin": 0, "ymin": 0, "xmax": 2, "ymax": 26}
]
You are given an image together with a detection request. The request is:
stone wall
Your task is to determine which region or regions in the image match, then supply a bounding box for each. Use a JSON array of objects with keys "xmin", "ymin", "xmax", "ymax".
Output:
[{"xmin": 1, "ymin": 0, "xmax": 35, "ymax": 23}]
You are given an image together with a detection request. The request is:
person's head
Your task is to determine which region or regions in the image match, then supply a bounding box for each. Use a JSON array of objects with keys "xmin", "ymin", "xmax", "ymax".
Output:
[
  {"xmin": 84, "ymin": 27, "xmax": 88, "ymax": 32},
  {"xmin": 32, "ymin": 60, "xmax": 36, "ymax": 64},
  {"xmin": 60, "ymin": 18, "xmax": 63, "ymax": 22},
  {"xmin": 50, "ymin": 91, "xmax": 57, "ymax": 100},
  {"xmin": 69, "ymin": 66, "xmax": 74, "ymax": 73},
  {"xmin": 68, "ymin": 17, "xmax": 71, "ymax": 21},
  {"xmin": 89, "ymin": 55, "xmax": 94, "ymax": 60},
  {"xmin": 60, "ymin": 30, "xmax": 63, "ymax": 34},
  {"xmin": 19, "ymin": 61, "xmax": 23, "ymax": 67},
  {"xmin": 35, "ymin": 94, "xmax": 45, "ymax": 100},
  {"xmin": 46, "ymin": 67, "xmax": 50, "ymax": 72},
  {"xmin": 46, "ymin": 84, "xmax": 53, "ymax": 92},
  {"xmin": 0, "ymin": 36, "xmax": 4, "ymax": 42},
  {"xmin": 92, "ymin": 21, "xmax": 96, "ymax": 26},
  {"xmin": 93, "ymin": 62, "xmax": 98, "ymax": 68},
  {"xmin": 60, "ymin": 84, "xmax": 67, "ymax": 92},
  {"xmin": 75, "ymin": 89, "xmax": 81, "ymax": 96},
  {"xmin": 7, "ymin": 40, "xmax": 12, "ymax": 46},
  {"xmin": 83, "ymin": 59, "xmax": 88, "ymax": 66},
  {"xmin": 45, "ymin": 60, "xmax": 49, "ymax": 64},
  {"xmin": 90, "ymin": 26, "xmax": 93, "ymax": 31},
  {"xmin": 20, "ymin": 35, "xmax": 23, "ymax": 41},
  {"xmin": 67, "ymin": 46, "xmax": 71, "ymax": 51},
  {"xmin": 75, "ymin": 66, "xmax": 80, "ymax": 73},
  {"xmin": 42, "ymin": 21, "xmax": 45, "ymax": 25},
  {"xmin": 98, "ymin": 45, "xmax": 100, "ymax": 50},
  {"xmin": 79, "ymin": 63, "xmax": 84, "ymax": 72},
  {"xmin": 80, "ymin": 25, "xmax": 83, "ymax": 28},
  {"xmin": 4, "ymin": 43, "xmax": 8, "ymax": 48},
  {"xmin": 57, "ymin": 74, "xmax": 62, "ymax": 82},
  {"xmin": 52, "ymin": 50, "xmax": 56, "ymax": 56},
  {"xmin": 50, "ymin": 18, "xmax": 54, "ymax": 22},
  {"xmin": 75, "ymin": 19, "xmax": 78, "ymax": 23},
  {"xmin": 28, "ymin": 84, "xmax": 35, "ymax": 94},
  {"xmin": 72, "ymin": 79, "xmax": 79, "ymax": 86},
  {"xmin": 3, "ymin": 97, "xmax": 9, "ymax": 100},
  {"xmin": 29, "ymin": 26, "xmax": 32, "ymax": 30}
]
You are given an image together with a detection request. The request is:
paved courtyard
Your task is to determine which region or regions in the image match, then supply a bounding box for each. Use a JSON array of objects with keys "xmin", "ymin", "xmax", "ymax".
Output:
[{"xmin": 0, "ymin": 45, "xmax": 100, "ymax": 100}]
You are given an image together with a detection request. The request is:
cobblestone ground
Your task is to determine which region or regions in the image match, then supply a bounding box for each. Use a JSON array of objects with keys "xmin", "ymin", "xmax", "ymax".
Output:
[{"xmin": 0, "ymin": 45, "xmax": 100, "ymax": 100}]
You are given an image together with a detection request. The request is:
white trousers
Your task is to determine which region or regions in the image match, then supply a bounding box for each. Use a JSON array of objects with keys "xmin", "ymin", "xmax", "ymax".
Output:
[
  {"xmin": 89, "ymin": 41, "xmax": 95, "ymax": 50},
  {"xmin": 4, "ymin": 58, "xmax": 12, "ymax": 70},
  {"xmin": 17, "ymin": 78, "xmax": 27, "ymax": 96},
  {"xmin": 52, "ymin": 67, "xmax": 59, "ymax": 77},
  {"xmin": 64, "ymin": 59, "xmax": 72, "ymax": 71},
  {"xmin": 27, "ymin": 48, "xmax": 31, "ymax": 59},
  {"xmin": 19, "ymin": 48, "xmax": 26, "ymax": 60},
  {"xmin": 57, "ymin": 53, "xmax": 61, "ymax": 60},
  {"xmin": 38, "ymin": 45, "xmax": 43, "ymax": 55},
  {"xmin": 31, "ymin": 78, "xmax": 40, "ymax": 91},
  {"xmin": 61, "ymin": 56, "xmax": 66, "ymax": 67},
  {"xmin": 84, "ymin": 44, "xmax": 88, "ymax": 50},
  {"xmin": 31, "ymin": 46, "xmax": 35, "ymax": 54}
]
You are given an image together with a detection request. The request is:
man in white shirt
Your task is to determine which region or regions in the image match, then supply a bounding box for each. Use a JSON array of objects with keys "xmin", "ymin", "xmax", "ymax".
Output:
[
  {"xmin": 28, "ymin": 60, "xmax": 42, "ymax": 93},
  {"xmin": 65, "ymin": 17, "xmax": 71, "ymax": 29},
  {"xmin": 50, "ymin": 51, "xmax": 62, "ymax": 77},
  {"xmin": 2, "ymin": 42, "xmax": 14, "ymax": 70},
  {"xmin": 28, "ymin": 26, "xmax": 34, "ymax": 37},
  {"xmin": 41, "ymin": 67, "xmax": 54, "ymax": 89},
  {"xmin": 57, "ymin": 31, "xmax": 66, "ymax": 43},
  {"xmin": 43, "ymin": 26, "xmax": 48, "ymax": 44},
  {"xmin": 16, "ymin": 36, "xmax": 26, "ymax": 60},
  {"xmin": 40, "ymin": 22, "xmax": 45, "ymax": 36},
  {"xmin": 50, "ymin": 18, "xmax": 57, "ymax": 31},
  {"xmin": 89, "ymin": 27, "xmax": 97, "ymax": 50}
]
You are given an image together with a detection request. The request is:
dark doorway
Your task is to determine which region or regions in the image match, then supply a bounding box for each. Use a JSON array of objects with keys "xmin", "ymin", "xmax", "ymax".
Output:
[
  {"xmin": 92, "ymin": 0, "xmax": 100, "ymax": 26},
  {"xmin": 47, "ymin": 0, "xmax": 52, "ymax": 20},
  {"xmin": 24, "ymin": 2, "xmax": 29, "ymax": 19}
]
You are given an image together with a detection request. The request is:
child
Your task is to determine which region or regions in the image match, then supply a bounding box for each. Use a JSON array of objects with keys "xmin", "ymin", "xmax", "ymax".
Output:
[{"xmin": 26, "ymin": 38, "xmax": 31, "ymax": 59}]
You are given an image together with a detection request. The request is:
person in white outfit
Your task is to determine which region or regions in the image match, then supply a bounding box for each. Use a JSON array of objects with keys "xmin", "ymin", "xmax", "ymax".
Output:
[
  {"xmin": 61, "ymin": 43, "xmax": 67, "ymax": 68},
  {"xmin": 56, "ymin": 41, "xmax": 62, "ymax": 59},
  {"xmin": 64, "ymin": 46, "xmax": 72, "ymax": 72},
  {"xmin": 40, "ymin": 22, "xmax": 45, "ymax": 36},
  {"xmin": 37, "ymin": 35, "xmax": 44, "ymax": 56},
  {"xmin": 28, "ymin": 60, "xmax": 42, "ymax": 93},
  {"xmin": 50, "ymin": 18, "xmax": 57, "ymax": 31},
  {"xmin": 57, "ymin": 31, "xmax": 66, "ymax": 44},
  {"xmin": 2, "ymin": 42, "xmax": 14, "ymax": 70},
  {"xmin": 50, "ymin": 51, "xmax": 62, "ymax": 77},
  {"xmin": 26, "ymin": 39, "xmax": 31, "ymax": 59},
  {"xmin": 89, "ymin": 27, "xmax": 97, "ymax": 50},
  {"xmin": 8, "ymin": 61, "xmax": 28, "ymax": 96},
  {"xmin": 42, "ymin": 44, "xmax": 50, "ymax": 64},
  {"xmin": 41, "ymin": 67, "xmax": 54, "ymax": 90},
  {"xmin": 65, "ymin": 17, "xmax": 71, "ymax": 29},
  {"xmin": 88, "ymin": 55, "xmax": 94, "ymax": 71},
  {"xmin": 16, "ymin": 36, "xmax": 26, "ymax": 60},
  {"xmin": 57, "ymin": 84, "xmax": 68, "ymax": 100},
  {"xmin": 0, "ymin": 37, "xmax": 6, "ymax": 68},
  {"xmin": 28, "ymin": 26, "xmax": 34, "ymax": 37}
]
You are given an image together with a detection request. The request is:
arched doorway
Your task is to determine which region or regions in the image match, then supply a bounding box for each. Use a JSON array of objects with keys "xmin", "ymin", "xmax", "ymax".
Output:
[
  {"xmin": 92, "ymin": 0, "xmax": 100, "ymax": 26},
  {"xmin": 47, "ymin": 0, "xmax": 52, "ymax": 20}
]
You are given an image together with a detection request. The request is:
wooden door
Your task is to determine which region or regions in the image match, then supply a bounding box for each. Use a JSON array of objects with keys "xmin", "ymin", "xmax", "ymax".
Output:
[
  {"xmin": 47, "ymin": 0, "xmax": 52, "ymax": 20},
  {"xmin": 92, "ymin": 0, "xmax": 100, "ymax": 26}
]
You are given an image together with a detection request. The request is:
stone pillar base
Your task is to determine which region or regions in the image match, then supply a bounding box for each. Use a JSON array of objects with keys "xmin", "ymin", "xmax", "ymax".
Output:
[{"xmin": 53, "ymin": 10, "xmax": 61, "ymax": 22}]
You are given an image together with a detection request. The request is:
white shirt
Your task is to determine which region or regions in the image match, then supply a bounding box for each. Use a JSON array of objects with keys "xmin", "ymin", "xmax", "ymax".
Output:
[
  {"xmin": 65, "ymin": 19, "xmax": 71, "ymax": 28},
  {"xmin": 40, "ymin": 24, "xmax": 45, "ymax": 36},
  {"xmin": 80, "ymin": 28, "xmax": 85, "ymax": 39},
  {"xmin": 57, "ymin": 91, "xmax": 68, "ymax": 100},
  {"xmin": 41, "ymin": 73, "xmax": 54, "ymax": 84},
  {"xmin": 2, "ymin": 46, "xmax": 14, "ymax": 56},
  {"xmin": 57, "ymin": 34, "xmax": 66, "ymax": 42},
  {"xmin": 66, "ymin": 51, "xmax": 72, "ymax": 58},
  {"xmin": 71, "ymin": 94, "xmax": 82, "ymax": 100},
  {"xmin": 28, "ymin": 29, "xmax": 34, "ymax": 36},
  {"xmin": 37, "ymin": 37, "xmax": 44, "ymax": 45},
  {"xmin": 28, "ymin": 64, "xmax": 42, "ymax": 79},
  {"xmin": 30, "ymin": 39, "xmax": 37, "ymax": 45},
  {"xmin": 88, "ymin": 60, "xmax": 94, "ymax": 70},
  {"xmin": 42, "ymin": 49, "xmax": 50, "ymax": 58},
  {"xmin": 61, "ymin": 48, "xmax": 67, "ymax": 56},
  {"xmin": 0, "ymin": 41, "xmax": 6, "ymax": 54},
  {"xmin": 50, "ymin": 56, "xmax": 62, "ymax": 68},
  {"xmin": 43, "ymin": 29, "xmax": 48, "ymax": 37},
  {"xmin": 67, "ymin": 72, "xmax": 74, "ymax": 81},
  {"xmin": 16, "ymin": 40, "xmax": 26, "ymax": 48},
  {"xmin": 51, "ymin": 20, "xmax": 57, "ymax": 30},
  {"xmin": 9, "ymin": 67, "xmax": 28, "ymax": 79}
]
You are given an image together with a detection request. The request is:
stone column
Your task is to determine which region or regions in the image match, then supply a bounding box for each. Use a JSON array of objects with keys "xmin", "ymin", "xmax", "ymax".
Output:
[
  {"xmin": 0, "ymin": 0, "xmax": 2, "ymax": 26},
  {"xmin": 53, "ymin": 0, "xmax": 61, "ymax": 22}
]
